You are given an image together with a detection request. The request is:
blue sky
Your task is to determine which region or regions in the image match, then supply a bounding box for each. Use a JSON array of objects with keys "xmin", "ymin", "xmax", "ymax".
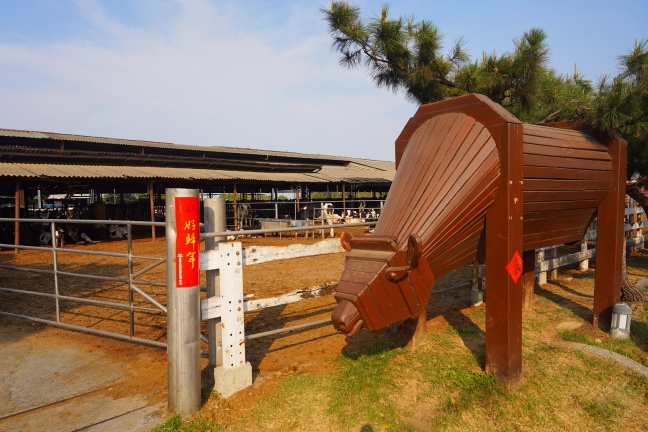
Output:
[{"xmin": 1, "ymin": 0, "xmax": 646, "ymax": 162}]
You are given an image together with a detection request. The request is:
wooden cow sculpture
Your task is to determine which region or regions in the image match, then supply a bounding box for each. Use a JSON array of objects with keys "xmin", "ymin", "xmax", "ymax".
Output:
[{"xmin": 331, "ymin": 94, "xmax": 626, "ymax": 388}]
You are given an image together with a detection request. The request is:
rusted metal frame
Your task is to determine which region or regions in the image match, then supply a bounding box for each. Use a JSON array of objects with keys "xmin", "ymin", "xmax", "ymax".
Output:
[
  {"xmin": 485, "ymin": 121, "xmax": 524, "ymax": 390},
  {"xmin": 593, "ymin": 134, "xmax": 627, "ymax": 330}
]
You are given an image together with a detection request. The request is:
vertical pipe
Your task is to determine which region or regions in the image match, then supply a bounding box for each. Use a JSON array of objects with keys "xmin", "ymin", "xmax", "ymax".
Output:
[
  {"xmin": 166, "ymin": 188, "xmax": 201, "ymax": 415},
  {"xmin": 14, "ymin": 181, "xmax": 20, "ymax": 254},
  {"xmin": 342, "ymin": 184, "xmax": 346, "ymax": 214},
  {"xmin": 204, "ymin": 198, "xmax": 226, "ymax": 373},
  {"xmin": 127, "ymin": 223, "xmax": 135, "ymax": 337},
  {"xmin": 50, "ymin": 221, "xmax": 61, "ymax": 322},
  {"xmin": 149, "ymin": 181, "xmax": 156, "ymax": 241}
]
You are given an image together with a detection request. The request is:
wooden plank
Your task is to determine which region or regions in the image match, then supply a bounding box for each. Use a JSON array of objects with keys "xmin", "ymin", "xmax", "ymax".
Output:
[
  {"xmin": 523, "ymin": 179, "xmax": 611, "ymax": 192},
  {"xmin": 524, "ymin": 154, "xmax": 612, "ymax": 171},
  {"xmin": 523, "ymin": 214, "xmax": 593, "ymax": 233},
  {"xmin": 524, "ymin": 207, "xmax": 597, "ymax": 223},
  {"xmin": 524, "ymin": 166, "xmax": 614, "ymax": 181},
  {"xmin": 240, "ymin": 238, "xmax": 344, "ymax": 266},
  {"xmin": 523, "ymin": 226, "xmax": 585, "ymax": 246},
  {"xmin": 523, "ymin": 199, "xmax": 603, "ymax": 213},
  {"xmin": 523, "ymin": 189, "xmax": 609, "ymax": 202},
  {"xmin": 524, "ymin": 142, "xmax": 612, "ymax": 161}
]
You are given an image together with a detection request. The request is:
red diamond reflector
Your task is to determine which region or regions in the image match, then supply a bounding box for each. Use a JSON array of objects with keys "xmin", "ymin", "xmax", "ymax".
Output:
[{"xmin": 505, "ymin": 251, "xmax": 523, "ymax": 283}]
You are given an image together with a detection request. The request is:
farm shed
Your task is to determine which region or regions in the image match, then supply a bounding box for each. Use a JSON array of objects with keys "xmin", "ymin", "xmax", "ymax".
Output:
[{"xmin": 0, "ymin": 128, "xmax": 395, "ymax": 242}]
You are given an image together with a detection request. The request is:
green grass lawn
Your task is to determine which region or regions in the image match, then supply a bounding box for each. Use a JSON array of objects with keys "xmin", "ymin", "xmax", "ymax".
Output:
[{"xmin": 153, "ymin": 252, "xmax": 648, "ymax": 432}]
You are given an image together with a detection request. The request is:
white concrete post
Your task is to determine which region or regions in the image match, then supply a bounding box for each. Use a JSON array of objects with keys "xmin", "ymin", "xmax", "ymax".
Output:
[
  {"xmin": 550, "ymin": 247, "xmax": 558, "ymax": 280},
  {"xmin": 166, "ymin": 188, "xmax": 201, "ymax": 415},
  {"xmin": 579, "ymin": 240, "xmax": 589, "ymax": 271},
  {"xmin": 537, "ymin": 249, "xmax": 547, "ymax": 286},
  {"xmin": 213, "ymin": 241, "xmax": 252, "ymax": 397}
]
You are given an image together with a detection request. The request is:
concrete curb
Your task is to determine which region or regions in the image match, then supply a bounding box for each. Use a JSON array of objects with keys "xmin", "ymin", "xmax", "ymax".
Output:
[{"xmin": 560, "ymin": 342, "xmax": 648, "ymax": 378}]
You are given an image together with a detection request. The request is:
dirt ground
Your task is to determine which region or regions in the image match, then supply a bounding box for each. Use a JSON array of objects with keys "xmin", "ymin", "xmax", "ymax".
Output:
[{"xmin": 0, "ymin": 228, "xmax": 475, "ymax": 426}]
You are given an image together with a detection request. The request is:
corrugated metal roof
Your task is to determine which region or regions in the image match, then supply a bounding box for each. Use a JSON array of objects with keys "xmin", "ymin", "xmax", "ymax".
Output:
[
  {"xmin": 0, "ymin": 128, "xmax": 358, "ymax": 162},
  {"xmin": 0, "ymin": 162, "xmax": 395, "ymax": 184}
]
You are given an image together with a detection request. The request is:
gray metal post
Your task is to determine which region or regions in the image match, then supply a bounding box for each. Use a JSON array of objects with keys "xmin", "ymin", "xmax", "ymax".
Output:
[
  {"xmin": 204, "ymin": 198, "xmax": 226, "ymax": 373},
  {"xmin": 166, "ymin": 188, "xmax": 201, "ymax": 415}
]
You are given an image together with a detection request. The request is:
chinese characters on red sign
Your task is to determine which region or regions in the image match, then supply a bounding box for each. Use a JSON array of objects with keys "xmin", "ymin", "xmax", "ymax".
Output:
[
  {"xmin": 505, "ymin": 251, "xmax": 523, "ymax": 283},
  {"xmin": 175, "ymin": 197, "xmax": 199, "ymax": 288}
]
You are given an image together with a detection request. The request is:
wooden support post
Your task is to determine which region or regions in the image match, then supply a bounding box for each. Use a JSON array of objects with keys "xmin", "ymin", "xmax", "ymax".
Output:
[
  {"xmin": 14, "ymin": 180, "xmax": 20, "ymax": 254},
  {"xmin": 233, "ymin": 184, "xmax": 238, "ymax": 231},
  {"xmin": 593, "ymin": 135, "xmax": 627, "ymax": 331},
  {"xmin": 149, "ymin": 181, "xmax": 156, "ymax": 241},
  {"xmin": 485, "ymin": 121, "xmax": 524, "ymax": 390},
  {"xmin": 522, "ymin": 249, "xmax": 536, "ymax": 309}
]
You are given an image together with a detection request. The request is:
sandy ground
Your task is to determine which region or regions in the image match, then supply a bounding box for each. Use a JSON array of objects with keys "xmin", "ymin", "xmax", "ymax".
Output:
[{"xmin": 0, "ymin": 229, "xmax": 474, "ymax": 430}]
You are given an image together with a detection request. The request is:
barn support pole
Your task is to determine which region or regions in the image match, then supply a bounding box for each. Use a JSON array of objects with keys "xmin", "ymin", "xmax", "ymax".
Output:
[
  {"xmin": 295, "ymin": 185, "xmax": 300, "ymax": 220},
  {"xmin": 233, "ymin": 184, "xmax": 238, "ymax": 231},
  {"xmin": 14, "ymin": 180, "xmax": 20, "ymax": 254},
  {"xmin": 149, "ymin": 181, "xmax": 156, "ymax": 241},
  {"xmin": 485, "ymin": 121, "xmax": 524, "ymax": 390},
  {"xmin": 165, "ymin": 188, "xmax": 201, "ymax": 415},
  {"xmin": 204, "ymin": 198, "xmax": 226, "ymax": 374},
  {"xmin": 593, "ymin": 134, "xmax": 627, "ymax": 330},
  {"xmin": 341, "ymin": 184, "xmax": 346, "ymax": 214}
]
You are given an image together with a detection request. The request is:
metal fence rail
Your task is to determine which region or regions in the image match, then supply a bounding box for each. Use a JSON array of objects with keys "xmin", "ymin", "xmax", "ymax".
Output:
[{"xmin": 0, "ymin": 218, "xmax": 168, "ymax": 347}]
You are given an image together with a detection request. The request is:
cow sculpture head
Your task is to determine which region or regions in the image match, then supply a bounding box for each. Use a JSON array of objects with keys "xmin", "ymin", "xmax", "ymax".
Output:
[{"xmin": 331, "ymin": 232, "xmax": 435, "ymax": 336}]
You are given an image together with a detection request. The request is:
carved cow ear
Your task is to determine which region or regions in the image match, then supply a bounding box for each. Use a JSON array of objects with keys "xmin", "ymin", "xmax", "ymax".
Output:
[
  {"xmin": 406, "ymin": 234, "xmax": 423, "ymax": 268},
  {"xmin": 340, "ymin": 231, "xmax": 353, "ymax": 252}
]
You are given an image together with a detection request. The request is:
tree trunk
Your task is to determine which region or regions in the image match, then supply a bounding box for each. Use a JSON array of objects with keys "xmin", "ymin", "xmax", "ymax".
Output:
[
  {"xmin": 621, "ymin": 178, "xmax": 648, "ymax": 302},
  {"xmin": 626, "ymin": 178, "xmax": 648, "ymax": 214},
  {"xmin": 621, "ymin": 249, "xmax": 647, "ymax": 302}
]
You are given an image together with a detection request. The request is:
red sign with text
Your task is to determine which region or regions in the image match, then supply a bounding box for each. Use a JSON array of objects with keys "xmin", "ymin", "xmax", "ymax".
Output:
[
  {"xmin": 505, "ymin": 251, "xmax": 523, "ymax": 283},
  {"xmin": 175, "ymin": 196, "xmax": 199, "ymax": 288}
]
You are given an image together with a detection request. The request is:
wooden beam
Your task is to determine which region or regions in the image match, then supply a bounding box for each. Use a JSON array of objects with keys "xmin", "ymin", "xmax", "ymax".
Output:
[
  {"xmin": 593, "ymin": 134, "xmax": 627, "ymax": 330},
  {"xmin": 14, "ymin": 180, "xmax": 20, "ymax": 254},
  {"xmin": 149, "ymin": 181, "xmax": 156, "ymax": 241},
  {"xmin": 485, "ymin": 122, "xmax": 524, "ymax": 390}
]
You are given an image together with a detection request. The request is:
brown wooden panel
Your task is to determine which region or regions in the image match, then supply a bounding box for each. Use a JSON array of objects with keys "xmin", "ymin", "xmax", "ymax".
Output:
[
  {"xmin": 523, "ymin": 189, "xmax": 609, "ymax": 202},
  {"xmin": 377, "ymin": 277, "xmax": 411, "ymax": 317},
  {"xmin": 524, "ymin": 231, "xmax": 589, "ymax": 251},
  {"xmin": 523, "ymin": 179, "xmax": 611, "ymax": 192},
  {"xmin": 523, "ymin": 199, "xmax": 603, "ymax": 213},
  {"xmin": 523, "ymin": 207, "xmax": 597, "ymax": 222},
  {"xmin": 357, "ymin": 289, "xmax": 388, "ymax": 331},
  {"xmin": 524, "ymin": 154, "xmax": 612, "ymax": 171},
  {"xmin": 523, "ymin": 213, "xmax": 593, "ymax": 232},
  {"xmin": 523, "ymin": 143, "xmax": 612, "ymax": 161},
  {"xmin": 524, "ymin": 125, "xmax": 607, "ymax": 150},
  {"xmin": 524, "ymin": 166, "xmax": 614, "ymax": 181}
]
